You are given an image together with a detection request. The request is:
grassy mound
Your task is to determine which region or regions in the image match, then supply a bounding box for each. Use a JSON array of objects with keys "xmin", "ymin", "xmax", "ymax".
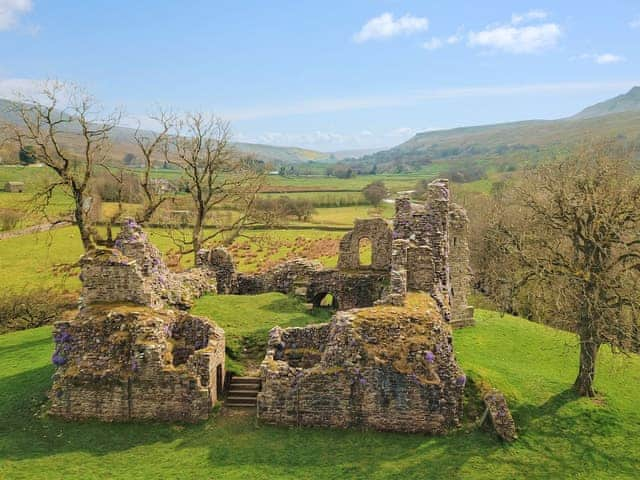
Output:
[{"xmin": 1, "ymin": 299, "xmax": 639, "ymax": 479}]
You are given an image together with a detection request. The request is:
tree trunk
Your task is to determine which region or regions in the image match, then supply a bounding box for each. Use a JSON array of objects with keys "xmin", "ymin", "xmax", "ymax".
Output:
[
  {"xmin": 192, "ymin": 217, "xmax": 203, "ymax": 264},
  {"xmin": 573, "ymin": 337, "xmax": 598, "ymax": 397},
  {"xmin": 74, "ymin": 193, "xmax": 93, "ymax": 253}
]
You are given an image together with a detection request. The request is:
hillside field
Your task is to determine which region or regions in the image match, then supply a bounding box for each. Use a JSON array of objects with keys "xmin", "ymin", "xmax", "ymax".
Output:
[{"xmin": 1, "ymin": 298, "xmax": 638, "ymax": 479}]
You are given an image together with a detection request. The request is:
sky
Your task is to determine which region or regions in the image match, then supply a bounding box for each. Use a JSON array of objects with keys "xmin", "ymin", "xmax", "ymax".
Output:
[{"xmin": 0, "ymin": 0, "xmax": 639, "ymax": 152}]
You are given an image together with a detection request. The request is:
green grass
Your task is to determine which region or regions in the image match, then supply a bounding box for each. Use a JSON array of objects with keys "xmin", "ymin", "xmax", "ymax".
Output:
[
  {"xmin": 0, "ymin": 226, "xmax": 345, "ymax": 292},
  {"xmin": 191, "ymin": 293, "xmax": 332, "ymax": 373},
  {"xmin": 1, "ymin": 305, "xmax": 639, "ymax": 479}
]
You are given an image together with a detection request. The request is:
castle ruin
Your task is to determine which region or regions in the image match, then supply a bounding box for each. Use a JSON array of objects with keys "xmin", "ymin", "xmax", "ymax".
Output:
[
  {"xmin": 198, "ymin": 178, "xmax": 474, "ymax": 327},
  {"xmin": 48, "ymin": 179, "xmax": 483, "ymax": 435},
  {"xmin": 49, "ymin": 220, "xmax": 225, "ymax": 423},
  {"xmin": 253, "ymin": 179, "xmax": 474, "ymax": 432}
]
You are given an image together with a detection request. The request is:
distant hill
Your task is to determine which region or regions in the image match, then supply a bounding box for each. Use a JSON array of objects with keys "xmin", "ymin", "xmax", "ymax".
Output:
[
  {"xmin": 346, "ymin": 87, "xmax": 640, "ymax": 174},
  {"xmin": 573, "ymin": 86, "xmax": 640, "ymax": 119},
  {"xmin": 0, "ymin": 98, "xmax": 335, "ymax": 166},
  {"xmin": 232, "ymin": 142, "xmax": 331, "ymax": 164}
]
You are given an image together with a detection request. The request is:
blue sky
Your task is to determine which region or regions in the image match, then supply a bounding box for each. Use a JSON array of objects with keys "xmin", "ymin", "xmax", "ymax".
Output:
[{"xmin": 0, "ymin": 0, "xmax": 639, "ymax": 151}]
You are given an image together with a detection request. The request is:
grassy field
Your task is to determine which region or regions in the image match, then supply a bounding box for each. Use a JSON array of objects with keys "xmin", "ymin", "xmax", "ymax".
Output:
[
  {"xmin": 0, "ymin": 226, "xmax": 349, "ymax": 292},
  {"xmin": 0, "ymin": 302, "xmax": 638, "ymax": 479}
]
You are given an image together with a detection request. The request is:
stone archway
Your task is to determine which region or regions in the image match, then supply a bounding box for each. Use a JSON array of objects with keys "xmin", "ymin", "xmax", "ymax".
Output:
[
  {"xmin": 312, "ymin": 292, "xmax": 339, "ymax": 309},
  {"xmin": 337, "ymin": 218, "xmax": 392, "ymax": 271}
]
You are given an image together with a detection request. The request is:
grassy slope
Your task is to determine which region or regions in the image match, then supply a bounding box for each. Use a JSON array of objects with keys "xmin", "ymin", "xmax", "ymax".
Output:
[{"xmin": 1, "ymin": 302, "xmax": 639, "ymax": 479}]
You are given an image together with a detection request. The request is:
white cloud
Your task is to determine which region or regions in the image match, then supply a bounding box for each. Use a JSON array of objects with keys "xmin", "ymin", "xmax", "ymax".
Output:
[
  {"xmin": 0, "ymin": 77, "xmax": 43, "ymax": 98},
  {"xmin": 353, "ymin": 12, "xmax": 428, "ymax": 43},
  {"xmin": 575, "ymin": 53, "xmax": 626, "ymax": 64},
  {"xmin": 511, "ymin": 10, "xmax": 548, "ymax": 25},
  {"xmin": 422, "ymin": 32, "xmax": 462, "ymax": 51},
  {"xmin": 422, "ymin": 37, "xmax": 443, "ymax": 50},
  {"xmin": 468, "ymin": 23, "xmax": 561, "ymax": 54},
  {"xmin": 0, "ymin": 0, "xmax": 32, "ymax": 31},
  {"xmin": 595, "ymin": 53, "xmax": 625, "ymax": 64},
  {"xmin": 630, "ymin": 16, "xmax": 640, "ymax": 29},
  {"xmin": 223, "ymin": 81, "xmax": 638, "ymax": 121}
]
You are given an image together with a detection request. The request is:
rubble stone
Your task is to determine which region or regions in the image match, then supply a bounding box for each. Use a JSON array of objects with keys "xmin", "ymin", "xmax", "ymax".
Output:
[{"xmin": 257, "ymin": 293, "xmax": 465, "ymax": 433}]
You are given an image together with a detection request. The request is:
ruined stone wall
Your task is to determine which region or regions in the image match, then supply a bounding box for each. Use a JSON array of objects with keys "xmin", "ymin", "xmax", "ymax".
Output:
[
  {"xmin": 384, "ymin": 239, "xmax": 409, "ymax": 306},
  {"xmin": 391, "ymin": 180, "xmax": 473, "ymax": 326},
  {"xmin": 306, "ymin": 270, "xmax": 388, "ymax": 310},
  {"xmin": 337, "ymin": 218, "xmax": 392, "ymax": 271},
  {"xmin": 449, "ymin": 204, "xmax": 474, "ymax": 327},
  {"xmin": 81, "ymin": 220, "xmax": 215, "ymax": 310},
  {"xmin": 231, "ymin": 259, "xmax": 387, "ymax": 311},
  {"xmin": 80, "ymin": 250, "xmax": 164, "ymax": 308},
  {"xmin": 197, "ymin": 247, "xmax": 236, "ymax": 294},
  {"xmin": 51, "ymin": 220, "xmax": 224, "ymax": 423},
  {"xmin": 269, "ymin": 323, "xmax": 330, "ymax": 369},
  {"xmin": 425, "ymin": 179, "xmax": 451, "ymax": 293},
  {"xmin": 406, "ymin": 245, "xmax": 435, "ymax": 293},
  {"xmin": 49, "ymin": 306, "xmax": 225, "ymax": 423},
  {"xmin": 258, "ymin": 293, "xmax": 466, "ymax": 433}
]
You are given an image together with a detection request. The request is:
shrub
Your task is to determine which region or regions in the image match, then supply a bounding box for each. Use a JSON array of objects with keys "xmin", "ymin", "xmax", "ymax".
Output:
[
  {"xmin": 0, "ymin": 289, "xmax": 76, "ymax": 334},
  {"xmin": 362, "ymin": 181, "xmax": 388, "ymax": 206},
  {"xmin": 93, "ymin": 171, "xmax": 143, "ymax": 203},
  {"xmin": 0, "ymin": 208, "xmax": 21, "ymax": 231}
]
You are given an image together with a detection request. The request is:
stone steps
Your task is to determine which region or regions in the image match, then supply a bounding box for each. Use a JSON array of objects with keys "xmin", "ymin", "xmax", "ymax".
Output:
[{"xmin": 225, "ymin": 376, "xmax": 261, "ymax": 408}]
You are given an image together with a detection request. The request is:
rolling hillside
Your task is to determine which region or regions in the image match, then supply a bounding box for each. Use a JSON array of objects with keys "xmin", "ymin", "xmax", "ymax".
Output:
[
  {"xmin": 0, "ymin": 98, "xmax": 336, "ymax": 166},
  {"xmin": 573, "ymin": 86, "xmax": 640, "ymax": 119},
  {"xmin": 348, "ymin": 87, "xmax": 640, "ymax": 173}
]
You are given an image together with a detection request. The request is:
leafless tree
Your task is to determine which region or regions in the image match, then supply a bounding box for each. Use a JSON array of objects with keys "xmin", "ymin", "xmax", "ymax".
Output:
[
  {"xmin": 133, "ymin": 110, "xmax": 177, "ymax": 223},
  {"xmin": 4, "ymin": 81, "xmax": 121, "ymax": 251},
  {"xmin": 164, "ymin": 112, "xmax": 265, "ymax": 261},
  {"xmin": 487, "ymin": 140, "xmax": 640, "ymax": 396}
]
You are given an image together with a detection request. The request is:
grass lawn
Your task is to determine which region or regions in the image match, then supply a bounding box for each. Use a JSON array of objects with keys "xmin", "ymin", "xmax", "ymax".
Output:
[{"xmin": 1, "ymin": 302, "xmax": 638, "ymax": 479}]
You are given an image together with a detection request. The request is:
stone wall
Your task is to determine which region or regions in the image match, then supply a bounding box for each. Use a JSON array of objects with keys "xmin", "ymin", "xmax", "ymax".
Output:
[
  {"xmin": 258, "ymin": 293, "xmax": 466, "ymax": 433},
  {"xmin": 197, "ymin": 247, "xmax": 236, "ymax": 294},
  {"xmin": 81, "ymin": 220, "xmax": 215, "ymax": 310},
  {"xmin": 51, "ymin": 220, "xmax": 225, "ymax": 423},
  {"xmin": 392, "ymin": 180, "xmax": 474, "ymax": 326},
  {"xmin": 306, "ymin": 269, "xmax": 388, "ymax": 310},
  {"xmin": 231, "ymin": 259, "xmax": 388, "ymax": 311},
  {"xmin": 49, "ymin": 305, "xmax": 225, "ymax": 423},
  {"xmin": 337, "ymin": 218, "xmax": 392, "ymax": 271},
  {"xmin": 449, "ymin": 204, "xmax": 474, "ymax": 327}
]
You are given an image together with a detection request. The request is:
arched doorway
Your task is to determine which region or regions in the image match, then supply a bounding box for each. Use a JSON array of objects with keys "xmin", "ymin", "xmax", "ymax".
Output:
[{"xmin": 312, "ymin": 292, "xmax": 339, "ymax": 309}]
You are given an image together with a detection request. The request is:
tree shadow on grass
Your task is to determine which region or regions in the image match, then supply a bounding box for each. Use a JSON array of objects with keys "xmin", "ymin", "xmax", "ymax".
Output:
[
  {"xmin": 0, "ymin": 365, "xmax": 188, "ymax": 461},
  {"xmin": 0, "ymin": 335, "xmax": 51, "ymax": 356},
  {"xmin": 0, "ymin": 361, "xmax": 504, "ymax": 478},
  {"xmin": 257, "ymin": 296, "xmax": 332, "ymax": 325},
  {"xmin": 491, "ymin": 388, "xmax": 639, "ymax": 478}
]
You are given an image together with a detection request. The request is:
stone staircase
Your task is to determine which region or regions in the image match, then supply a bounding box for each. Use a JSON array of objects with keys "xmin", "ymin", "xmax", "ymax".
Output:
[{"xmin": 225, "ymin": 376, "xmax": 261, "ymax": 408}]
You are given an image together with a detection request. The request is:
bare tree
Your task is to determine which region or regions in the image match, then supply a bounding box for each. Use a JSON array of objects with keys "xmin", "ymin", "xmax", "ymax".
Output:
[
  {"xmin": 4, "ymin": 81, "xmax": 120, "ymax": 251},
  {"xmin": 133, "ymin": 110, "xmax": 177, "ymax": 223},
  {"xmin": 165, "ymin": 113, "xmax": 265, "ymax": 261},
  {"xmin": 488, "ymin": 140, "xmax": 640, "ymax": 396}
]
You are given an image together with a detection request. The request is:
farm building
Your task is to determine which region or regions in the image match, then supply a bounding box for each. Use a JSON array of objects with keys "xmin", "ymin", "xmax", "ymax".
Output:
[{"xmin": 4, "ymin": 181, "xmax": 25, "ymax": 193}]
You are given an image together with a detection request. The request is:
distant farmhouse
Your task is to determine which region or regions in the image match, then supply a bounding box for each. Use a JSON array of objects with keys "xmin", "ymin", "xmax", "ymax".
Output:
[{"xmin": 4, "ymin": 181, "xmax": 25, "ymax": 193}]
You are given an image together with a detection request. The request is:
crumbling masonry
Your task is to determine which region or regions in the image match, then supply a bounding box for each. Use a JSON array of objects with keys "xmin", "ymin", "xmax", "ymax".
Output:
[
  {"xmin": 49, "ymin": 220, "xmax": 225, "ymax": 423},
  {"xmin": 198, "ymin": 178, "xmax": 474, "ymax": 326},
  {"xmin": 254, "ymin": 179, "xmax": 475, "ymax": 433},
  {"xmin": 48, "ymin": 179, "xmax": 478, "ymax": 434}
]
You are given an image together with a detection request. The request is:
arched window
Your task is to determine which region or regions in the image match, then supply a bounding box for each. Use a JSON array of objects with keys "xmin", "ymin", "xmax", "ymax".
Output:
[{"xmin": 358, "ymin": 237, "xmax": 372, "ymax": 267}]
